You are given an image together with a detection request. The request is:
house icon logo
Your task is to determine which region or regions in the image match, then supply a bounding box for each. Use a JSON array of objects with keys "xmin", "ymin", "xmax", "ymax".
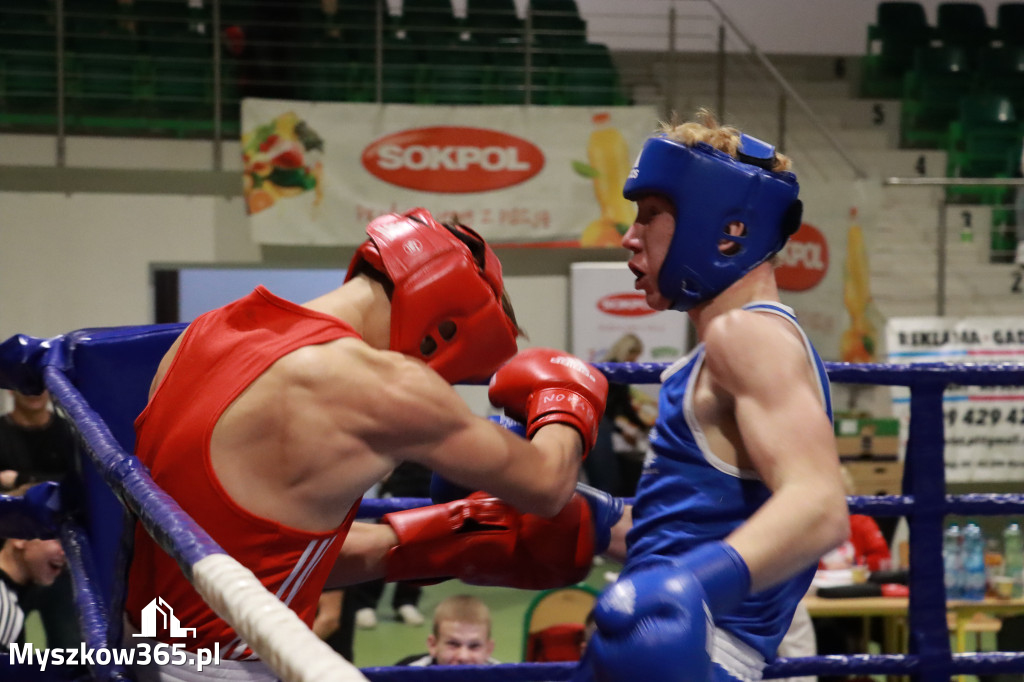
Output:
[{"xmin": 133, "ymin": 597, "xmax": 197, "ymax": 639}]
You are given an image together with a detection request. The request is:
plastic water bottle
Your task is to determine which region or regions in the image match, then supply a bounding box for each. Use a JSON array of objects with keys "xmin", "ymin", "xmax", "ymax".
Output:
[
  {"xmin": 1004, "ymin": 522, "xmax": 1023, "ymax": 599},
  {"xmin": 963, "ymin": 521, "xmax": 987, "ymax": 601},
  {"xmin": 944, "ymin": 523, "xmax": 963, "ymax": 599}
]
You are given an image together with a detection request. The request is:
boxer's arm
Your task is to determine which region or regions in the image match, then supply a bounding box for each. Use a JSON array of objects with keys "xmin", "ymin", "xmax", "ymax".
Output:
[
  {"xmin": 350, "ymin": 348, "xmax": 580, "ymax": 517},
  {"xmin": 326, "ymin": 490, "xmax": 625, "ymax": 591},
  {"xmin": 430, "ymin": 422, "xmax": 630, "ymax": 560},
  {"xmin": 605, "ymin": 504, "xmax": 632, "ymax": 563},
  {"xmin": 380, "ymin": 492, "xmax": 596, "ymax": 589},
  {"xmin": 702, "ymin": 310, "xmax": 849, "ymax": 592},
  {"xmin": 324, "ymin": 521, "xmax": 396, "ymax": 589}
]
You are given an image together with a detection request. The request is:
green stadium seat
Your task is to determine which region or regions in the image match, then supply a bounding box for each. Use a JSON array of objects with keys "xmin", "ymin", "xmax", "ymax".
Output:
[
  {"xmin": 382, "ymin": 36, "xmax": 428, "ymax": 103},
  {"xmin": 484, "ymin": 38, "xmax": 527, "ymax": 104},
  {"xmin": 554, "ymin": 41, "xmax": 627, "ymax": 105},
  {"xmin": 901, "ymin": 45, "xmax": 975, "ymax": 147},
  {"xmin": 219, "ymin": 0, "xmax": 261, "ymax": 31},
  {"xmin": 947, "ymin": 96, "xmax": 1022, "ymax": 204},
  {"xmin": 0, "ymin": 8, "xmax": 59, "ymax": 115},
  {"xmin": 530, "ymin": 55, "xmax": 567, "ymax": 105},
  {"xmin": 146, "ymin": 36, "xmax": 213, "ymax": 120},
  {"xmin": 423, "ymin": 40, "xmax": 488, "ymax": 104},
  {"xmin": 465, "ymin": 0, "xmax": 523, "ymax": 45},
  {"xmin": 0, "ymin": 48, "xmax": 58, "ymax": 115},
  {"xmin": 861, "ymin": 1, "xmax": 933, "ymax": 98},
  {"xmin": 131, "ymin": 0, "xmax": 199, "ymax": 39},
  {"xmin": 62, "ymin": 1, "xmax": 144, "ymax": 119},
  {"xmin": 64, "ymin": 0, "xmax": 131, "ymax": 38},
  {"xmin": 936, "ymin": 2, "xmax": 993, "ymax": 52},
  {"xmin": 333, "ymin": 0, "xmax": 388, "ymax": 44},
  {"xmin": 400, "ymin": 0, "xmax": 461, "ymax": 44},
  {"xmin": 344, "ymin": 46, "xmax": 378, "ymax": 102},
  {"xmin": 528, "ymin": 0, "xmax": 587, "ymax": 46},
  {"xmin": 70, "ymin": 32, "xmax": 145, "ymax": 117},
  {"xmin": 296, "ymin": 39, "xmax": 377, "ymax": 103},
  {"xmin": 975, "ymin": 46, "xmax": 1024, "ymax": 111},
  {"xmin": 997, "ymin": 2, "xmax": 1024, "ymax": 46}
]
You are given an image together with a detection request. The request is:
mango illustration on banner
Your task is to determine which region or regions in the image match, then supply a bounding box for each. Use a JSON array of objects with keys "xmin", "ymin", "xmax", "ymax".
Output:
[
  {"xmin": 573, "ymin": 113, "xmax": 637, "ymax": 246},
  {"xmin": 241, "ymin": 112, "xmax": 324, "ymax": 215},
  {"xmin": 840, "ymin": 207, "xmax": 878, "ymax": 363}
]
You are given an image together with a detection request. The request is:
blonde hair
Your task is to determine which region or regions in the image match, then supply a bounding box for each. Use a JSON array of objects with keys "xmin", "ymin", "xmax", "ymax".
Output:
[
  {"xmin": 660, "ymin": 108, "xmax": 792, "ymax": 173},
  {"xmin": 432, "ymin": 594, "xmax": 491, "ymax": 638},
  {"xmin": 601, "ymin": 333, "xmax": 643, "ymax": 363}
]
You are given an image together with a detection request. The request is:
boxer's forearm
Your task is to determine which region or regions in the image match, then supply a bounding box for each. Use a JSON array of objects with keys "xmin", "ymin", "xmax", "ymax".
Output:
[
  {"xmin": 324, "ymin": 522, "xmax": 399, "ymax": 588},
  {"xmin": 604, "ymin": 505, "xmax": 633, "ymax": 563}
]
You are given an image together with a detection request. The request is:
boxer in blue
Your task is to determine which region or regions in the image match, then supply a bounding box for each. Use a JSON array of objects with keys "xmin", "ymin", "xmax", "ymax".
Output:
[{"xmin": 573, "ymin": 110, "xmax": 850, "ymax": 682}]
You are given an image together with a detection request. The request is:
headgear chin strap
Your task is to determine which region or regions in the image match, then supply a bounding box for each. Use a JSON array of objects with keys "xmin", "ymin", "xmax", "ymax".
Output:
[
  {"xmin": 623, "ymin": 133, "xmax": 802, "ymax": 311},
  {"xmin": 345, "ymin": 208, "xmax": 519, "ymax": 384}
]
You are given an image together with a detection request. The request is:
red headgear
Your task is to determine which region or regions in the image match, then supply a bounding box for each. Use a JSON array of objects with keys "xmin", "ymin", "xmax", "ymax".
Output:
[{"xmin": 345, "ymin": 208, "xmax": 519, "ymax": 384}]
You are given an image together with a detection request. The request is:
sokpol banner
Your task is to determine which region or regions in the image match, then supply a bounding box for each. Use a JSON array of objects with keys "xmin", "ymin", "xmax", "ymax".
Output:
[
  {"xmin": 240, "ymin": 99, "xmax": 659, "ymax": 246},
  {"xmin": 886, "ymin": 316, "xmax": 1024, "ymax": 482}
]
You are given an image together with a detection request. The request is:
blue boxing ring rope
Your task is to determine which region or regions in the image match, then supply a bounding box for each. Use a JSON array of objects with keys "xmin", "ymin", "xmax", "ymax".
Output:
[{"xmin": 2, "ymin": 326, "xmax": 1024, "ymax": 681}]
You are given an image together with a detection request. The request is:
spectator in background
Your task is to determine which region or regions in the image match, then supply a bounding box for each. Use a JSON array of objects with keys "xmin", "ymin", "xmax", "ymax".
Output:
[
  {"xmin": 321, "ymin": 463, "xmax": 433, "ymax": 662},
  {"xmin": 0, "ymin": 390, "xmax": 76, "ymax": 491},
  {"xmin": 0, "ymin": 390, "xmax": 80, "ymax": 650},
  {"xmin": 313, "ymin": 589, "xmax": 352, "ymax": 661},
  {"xmin": 0, "ymin": 533, "xmax": 67, "ymax": 651},
  {"xmin": 351, "ymin": 462, "xmax": 431, "ymax": 630},
  {"xmin": 395, "ymin": 594, "xmax": 499, "ymax": 667},
  {"xmin": 585, "ymin": 334, "xmax": 652, "ymax": 497}
]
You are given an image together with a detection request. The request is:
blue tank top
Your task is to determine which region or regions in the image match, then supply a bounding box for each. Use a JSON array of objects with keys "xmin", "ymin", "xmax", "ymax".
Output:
[{"xmin": 625, "ymin": 302, "xmax": 833, "ymax": 681}]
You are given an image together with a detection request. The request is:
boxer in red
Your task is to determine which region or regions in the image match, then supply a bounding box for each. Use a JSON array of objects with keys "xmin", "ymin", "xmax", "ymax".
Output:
[{"xmin": 124, "ymin": 208, "xmax": 608, "ymax": 680}]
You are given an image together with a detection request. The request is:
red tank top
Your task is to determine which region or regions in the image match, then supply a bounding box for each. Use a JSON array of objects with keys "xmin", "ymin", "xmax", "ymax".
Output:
[{"xmin": 125, "ymin": 286, "xmax": 361, "ymax": 658}]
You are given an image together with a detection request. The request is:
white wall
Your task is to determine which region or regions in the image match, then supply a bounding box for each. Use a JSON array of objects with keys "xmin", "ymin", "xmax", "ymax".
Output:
[{"xmin": 1, "ymin": 192, "xmax": 221, "ymax": 338}]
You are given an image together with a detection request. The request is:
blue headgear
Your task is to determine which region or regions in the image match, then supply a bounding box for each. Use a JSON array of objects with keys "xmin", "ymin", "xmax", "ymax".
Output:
[{"xmin": 622, "ymin": 133, "xmax": 803, "ymax": 311}]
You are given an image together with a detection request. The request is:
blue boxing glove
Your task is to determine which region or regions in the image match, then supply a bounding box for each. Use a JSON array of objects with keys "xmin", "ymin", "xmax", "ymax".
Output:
[
  {"xmin": 573, "ymin": 482, "xmax": 623, "ymax": 555},
  {"xmin": 577, "ymin": 541, "xmax": 751, "ymax": 682}
]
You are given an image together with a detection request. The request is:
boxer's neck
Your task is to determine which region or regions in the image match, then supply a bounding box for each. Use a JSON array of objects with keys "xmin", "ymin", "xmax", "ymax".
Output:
[{"xmin": 303, "ymin": 276, "xmax": 391, "ymax": 351}]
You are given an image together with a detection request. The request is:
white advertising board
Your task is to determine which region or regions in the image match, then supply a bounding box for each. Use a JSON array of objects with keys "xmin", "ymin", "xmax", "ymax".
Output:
[
  {"xmin": 570, "ymin": 261, "xmax": 689, "ymax": 385},
  {"xmin": 887, "ymin": 316, "xmax": 1024, "ymax": 483}
]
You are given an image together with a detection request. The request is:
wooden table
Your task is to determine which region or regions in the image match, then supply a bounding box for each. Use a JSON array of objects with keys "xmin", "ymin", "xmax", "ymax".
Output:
[
  {"xmin": 802, "ymin": 594, "xmax": 1024, "ymax": 681},
  {"xmin": 801, "ymin": 594, "xmax": 910, "ymax": 658}
]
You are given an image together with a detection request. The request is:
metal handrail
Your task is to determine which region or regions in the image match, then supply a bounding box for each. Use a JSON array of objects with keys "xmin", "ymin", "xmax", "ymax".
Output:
[{"xmin": 705, "ymin": 0, "xmax": 869, "ymax": 179}]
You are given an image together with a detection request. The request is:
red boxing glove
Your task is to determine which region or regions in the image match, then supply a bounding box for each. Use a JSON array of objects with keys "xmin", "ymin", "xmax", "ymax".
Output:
[
  {"xmin": 487, "ymin": 348, "xmax": 608, "ymax": 457},
  {"xmin": 382, "ymin": 492, "xmax": 595, "ymax": 590}
]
